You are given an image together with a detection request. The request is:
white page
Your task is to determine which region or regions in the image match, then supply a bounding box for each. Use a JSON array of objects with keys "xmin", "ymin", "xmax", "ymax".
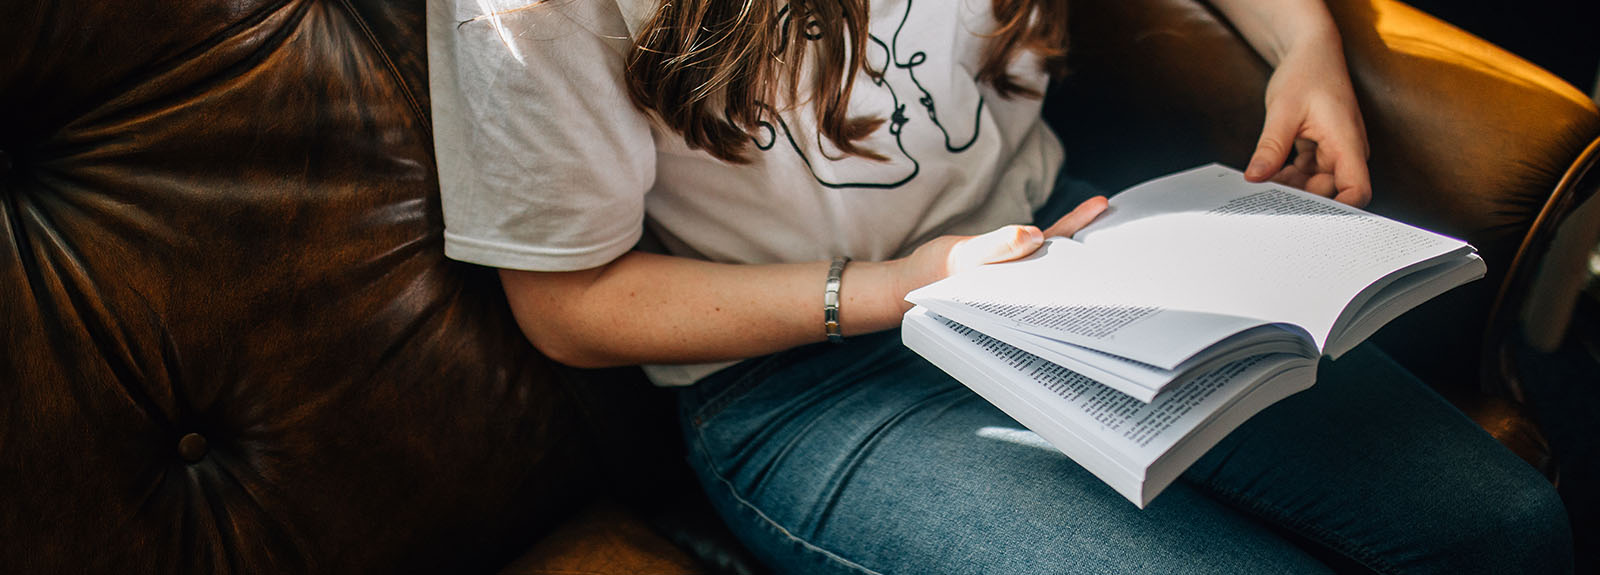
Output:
[
  {"xmin": 927, "ymin": 301, "xmax": 1181, "ymax": 401},
  {"xmin": 1325, "ymin": 253, "xmax": 1486, "ymax": 358},
  {"xmin": 955, "ymin": 311, "xmax": 1312, "ymax": 402},
  {"xmin": 1139, "ymin": 359, "xmax": 1316, "ymax": 505},
  {"xmin": 910, "ymin": 238, "xmax": 1279, "ymax": 369},
  {"xmin": 909, "ymin": 164, "xmax": 1471, "ymax": 366},
  {"xmin": 901, "ymin": 311, "xmax": 1146, "ymax": 504},
  {"xmin": 1072, "ymin": 164, "xmax": 1470, "ymax": 344},
  {"xmin": 905, "ymin": 308, "xmax": 1292, "ymax": 469}
]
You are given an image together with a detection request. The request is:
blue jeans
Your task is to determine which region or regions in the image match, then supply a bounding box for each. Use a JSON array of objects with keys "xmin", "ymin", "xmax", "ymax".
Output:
[{"xmin": 676, "ymin": 178, "xmax": 1573, "ymax": 574}]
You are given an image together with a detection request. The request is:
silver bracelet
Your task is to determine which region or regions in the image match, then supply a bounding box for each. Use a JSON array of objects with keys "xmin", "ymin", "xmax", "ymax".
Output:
[{"xmin": 824, "ymin": 256, "xmax": 850, "ymax": 344}]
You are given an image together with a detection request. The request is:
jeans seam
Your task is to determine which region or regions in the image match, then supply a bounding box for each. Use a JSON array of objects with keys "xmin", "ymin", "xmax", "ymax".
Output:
[
  {"xmin": 690, "ymin": 422, "xmax": 883, "ymax": 575},
  {"xmin": 690, "ymin": 351, "xmax": 792, "ymax": 427},
  {"xmin": 1200, "ymin": 479, "xmax": 1404, "ymax": 575}
]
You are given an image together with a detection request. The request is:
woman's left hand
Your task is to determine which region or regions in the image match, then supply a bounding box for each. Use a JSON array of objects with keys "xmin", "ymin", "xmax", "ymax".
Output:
[{"xmin": 1242, "ymin": 34, "xmax": 1371, "ymax": 208}]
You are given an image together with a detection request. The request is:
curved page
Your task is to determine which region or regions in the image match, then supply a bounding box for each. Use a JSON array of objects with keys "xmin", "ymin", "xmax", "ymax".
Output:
[{"xmin": 908, "ymin": 164, "xmax": 1471, "ymax": 368}]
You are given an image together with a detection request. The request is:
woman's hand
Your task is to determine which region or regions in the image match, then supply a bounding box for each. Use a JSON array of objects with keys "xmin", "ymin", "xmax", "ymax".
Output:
[
  {"xmin": 1245, "ymin": 39, "xmax": 1371, "ymax": 207},
  {"xmin": 890, "ymin": 197, "xmax": 1109, "ymax": 312},
  {"xmin": 1211, "ymin": 0, "xmax": 1371, "ymax": 208}
]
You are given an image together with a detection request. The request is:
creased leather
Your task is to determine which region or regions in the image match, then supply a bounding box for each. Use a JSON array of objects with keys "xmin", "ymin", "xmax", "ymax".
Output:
[{"xmin": 2, "ymin": 0, "xmax": 588, "ymax": 572}]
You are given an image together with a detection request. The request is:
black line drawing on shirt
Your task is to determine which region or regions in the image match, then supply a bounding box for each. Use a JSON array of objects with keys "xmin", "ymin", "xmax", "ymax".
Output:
[
  {"xmin": 754, "ymin": 0, "xmax": 985, "ymax": 190},
  {"xmin": 880, "ymin": 0, "xmax": 984, "ymax": 153}
]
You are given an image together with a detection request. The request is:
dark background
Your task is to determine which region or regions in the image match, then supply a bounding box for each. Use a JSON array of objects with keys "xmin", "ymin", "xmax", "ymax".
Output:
[
  {"xmin": 1407, "ymin": 0, "xmax": 1599, "ymax": 96},
  {"xmin": 1407, "ymin": 2, "xmax": 1599, "ymax": 572},
  {"xmin": 1411, "ymin": 2, "xmax": 1600, "ymax": 572}
]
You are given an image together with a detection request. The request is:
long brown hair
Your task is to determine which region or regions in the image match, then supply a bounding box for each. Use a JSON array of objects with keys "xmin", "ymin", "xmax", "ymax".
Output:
[{"xmin": 625, "ymin": 0, "xmax": 1069, "ymax": 163}]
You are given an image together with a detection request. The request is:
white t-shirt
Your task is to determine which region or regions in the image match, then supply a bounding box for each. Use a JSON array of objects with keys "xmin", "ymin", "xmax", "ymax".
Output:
[{"xmin": 427, "ymin": 0, "xmax": 1063, "ymax": 385}]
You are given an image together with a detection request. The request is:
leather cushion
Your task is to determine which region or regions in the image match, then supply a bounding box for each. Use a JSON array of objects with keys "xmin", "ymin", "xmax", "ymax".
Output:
[
  {"xmin": 1, "ymin": 0, "xmax": 590, "ymax": 572},
  {"xmin": 499, "ymin": 499, "xmax": 704, "ymax": 575}
]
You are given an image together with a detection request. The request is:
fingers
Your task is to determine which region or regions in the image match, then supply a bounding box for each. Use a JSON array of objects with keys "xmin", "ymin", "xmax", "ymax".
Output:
[
  {"xmin": 1271, "ymin": 164, "xmax": 1311, "ymax": 190},
  {"xmin": 946, "ymin": 224, "xmax": 1044, "ymax": 274},
  {"xmin": 1273, "ymin": 165, "xmax": 1365, "ymax": 207},
  {"xmin": 1304, "ymin": 172, "xmax": 1336, "ymax": 198},
  {"xmin": 1327, "ymin": 144, "xmax": 1372, "ymax": 208},
  {"xmin": 1042, "ymin": 196, "xmax": 1109, "ymax": 238},
  {"xmin": 1245, "ymin": 102, "xmax": 1300, "ymax": 182},
  {"xmin": 1292, "ymin": 139, "xmax": 1317, "ymax": 174},
  {"xmin": 941, "ymin": 197, "xmax": 1108, "ymax": 278},
  {"xmin": 1267, "ymin": 137, "xmax": 1371, "ymax": 208}
]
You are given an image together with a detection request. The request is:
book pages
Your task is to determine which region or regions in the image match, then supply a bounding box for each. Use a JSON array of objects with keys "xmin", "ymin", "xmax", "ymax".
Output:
[{"xmin": 908, "ymin": 164, "xmax": 1472, "ymax": 367}]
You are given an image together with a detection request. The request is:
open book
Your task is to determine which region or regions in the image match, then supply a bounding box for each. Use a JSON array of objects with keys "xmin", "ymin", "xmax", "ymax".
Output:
[{"xmin": 901, "ymin": 164, "xmax": 1485, "ymax": 507}]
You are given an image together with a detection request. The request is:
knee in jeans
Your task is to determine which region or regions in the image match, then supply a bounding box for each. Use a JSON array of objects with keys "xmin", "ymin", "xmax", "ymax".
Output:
[
  {"xmin": 1498, "ymin": 478, "xmax": 1571, "ymax": 568},
  {"xmin": 1435, "ymin": 473, "xmax": 1572, "ymax": 573}
]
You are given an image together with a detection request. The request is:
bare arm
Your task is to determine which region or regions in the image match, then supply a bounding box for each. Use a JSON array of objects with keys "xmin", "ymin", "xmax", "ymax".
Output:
[
  {"xmin": 1208, "ymin": 0, "xmax": 1337, "ymax": 67},
  {"xmin": 502, "ymin": 200, "xmax": 1107, "ymax": 369},
  {"xmin": 501, "ymin": 253, "xmax": 897, "ymax": 368},
  {"xmin": 1209, "ymin": 0, "xmax": 1372, "ymax": 206}
]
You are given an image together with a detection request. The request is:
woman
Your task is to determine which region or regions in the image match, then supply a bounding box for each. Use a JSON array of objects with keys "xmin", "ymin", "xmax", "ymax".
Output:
[{"xmin": 427, "ymin": 0, "xmax": 1572, "ymax": 572}]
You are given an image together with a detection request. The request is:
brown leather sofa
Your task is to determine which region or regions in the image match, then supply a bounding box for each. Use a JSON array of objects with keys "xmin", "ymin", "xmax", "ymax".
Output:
[{"xmin": 3, "ymin": 0, "xmax": 1595, "ymax": 573}]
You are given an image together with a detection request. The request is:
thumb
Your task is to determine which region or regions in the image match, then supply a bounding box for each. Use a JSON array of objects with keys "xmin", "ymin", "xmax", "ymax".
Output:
[
  {"xmin": 1042, "ymin": 196, "xmax": 1109, "ymax": 238},
  {"xmin": 1246, "ymin": 103, "xmax": 1299, "ymax": 182},
  {"xmin": 946, "ymin": 225, "xmax": 1044, "ymax": 274}
]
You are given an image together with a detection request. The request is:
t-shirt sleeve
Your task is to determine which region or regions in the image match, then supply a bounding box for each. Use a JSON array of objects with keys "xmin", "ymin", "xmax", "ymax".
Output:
[{"xmin": 427, "ymin": 0, "xmax": 656, "ymax": 271}]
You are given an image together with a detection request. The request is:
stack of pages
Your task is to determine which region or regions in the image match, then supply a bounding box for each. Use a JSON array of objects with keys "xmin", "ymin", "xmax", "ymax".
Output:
[{"xmin": 902, "ymin": 164, "xmax": 1485, "ymax": 507}]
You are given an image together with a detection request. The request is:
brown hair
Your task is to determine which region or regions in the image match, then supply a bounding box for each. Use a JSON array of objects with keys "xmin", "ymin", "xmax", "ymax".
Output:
[{"xmin": 624, "ymin": 0, "xmax": 1068, "ymax": 163}]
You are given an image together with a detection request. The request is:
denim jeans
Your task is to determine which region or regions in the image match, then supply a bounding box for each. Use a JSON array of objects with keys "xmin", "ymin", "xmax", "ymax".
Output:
[{"xmin": 675, "ymin": 178, "xmax": 1573, "ymax": 574}]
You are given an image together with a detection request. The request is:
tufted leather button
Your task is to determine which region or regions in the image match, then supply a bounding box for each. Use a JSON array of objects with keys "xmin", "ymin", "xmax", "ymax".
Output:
[{"xmin": 178, "ymin": 433, "xmax": 208, "ymax": 463}]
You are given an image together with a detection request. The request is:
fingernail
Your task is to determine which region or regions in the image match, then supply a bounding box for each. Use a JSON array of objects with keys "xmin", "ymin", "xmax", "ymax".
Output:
[
  {"xmin": 1246, "ymin": 160, "xmax": 1267, "ymax": 179},
  {"xmin": 1020, "ymin": 226, "xmax": 1043, "ymax": 247}
]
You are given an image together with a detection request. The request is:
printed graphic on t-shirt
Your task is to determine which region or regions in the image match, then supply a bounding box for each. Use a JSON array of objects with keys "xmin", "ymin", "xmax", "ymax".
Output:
[{"xmin": 754, "ymin": 0, "xmax": 985, "ymax": 189}]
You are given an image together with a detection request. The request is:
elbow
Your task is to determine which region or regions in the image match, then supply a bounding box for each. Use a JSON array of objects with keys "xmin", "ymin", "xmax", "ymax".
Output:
[
  {"xmin": 526, "ymin": 331, "xmax": 617, "ymax": 369},
  {"xmin": 499, "ymin": 267, "xmax": 627, "ymax": 369},
  {"xmin": 511, "ymin": 307, "xmax": 623, "ymax": 369}
]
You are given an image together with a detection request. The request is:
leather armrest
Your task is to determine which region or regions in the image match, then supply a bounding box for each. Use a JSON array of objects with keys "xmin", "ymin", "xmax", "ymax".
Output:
[
  {"xmin": 1046, "ymin": 0, "xmax": 1600, "ymax": 387},
  {"xmin": 499, "ymin": 500, "xmax": 704, "ymax": 575}
]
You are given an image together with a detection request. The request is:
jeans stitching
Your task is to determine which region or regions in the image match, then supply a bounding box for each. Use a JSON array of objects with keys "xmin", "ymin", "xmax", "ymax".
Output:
[
  {"xmin": 1200, "ymin": 479, "xmax": 1404, "ymax": 575},
  {"xmin": 690, "ymin": 420, "xmax": 884, "ymax": 575},
  {"xmin": 690, "ymin": 351, "xmax": 793, "ymax": 426}
]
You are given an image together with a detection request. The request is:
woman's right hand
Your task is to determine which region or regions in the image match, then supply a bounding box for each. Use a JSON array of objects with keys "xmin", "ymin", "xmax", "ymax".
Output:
[{"xmin": 891, "ymin": 196, "xmax": 1109, "ymax": 312}]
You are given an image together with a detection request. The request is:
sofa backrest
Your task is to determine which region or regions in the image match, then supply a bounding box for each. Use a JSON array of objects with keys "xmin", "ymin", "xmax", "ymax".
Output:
[{"xmin": 1, "ymin": 1, "xmax": 593, "ymax": 572}]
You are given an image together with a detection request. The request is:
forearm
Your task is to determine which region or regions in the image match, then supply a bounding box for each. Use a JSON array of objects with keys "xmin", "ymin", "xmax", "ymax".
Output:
[
  {"xmin": 501, "ymin": 207, "xmax": 1107, "ymax": 369},
  {"xmin": 500, "ymin": 251, "xmax": 908, "ymax": 368},
  {"xmin": 1207, "ymin": 0, "xmax": 1341, "ymax": 66}
]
